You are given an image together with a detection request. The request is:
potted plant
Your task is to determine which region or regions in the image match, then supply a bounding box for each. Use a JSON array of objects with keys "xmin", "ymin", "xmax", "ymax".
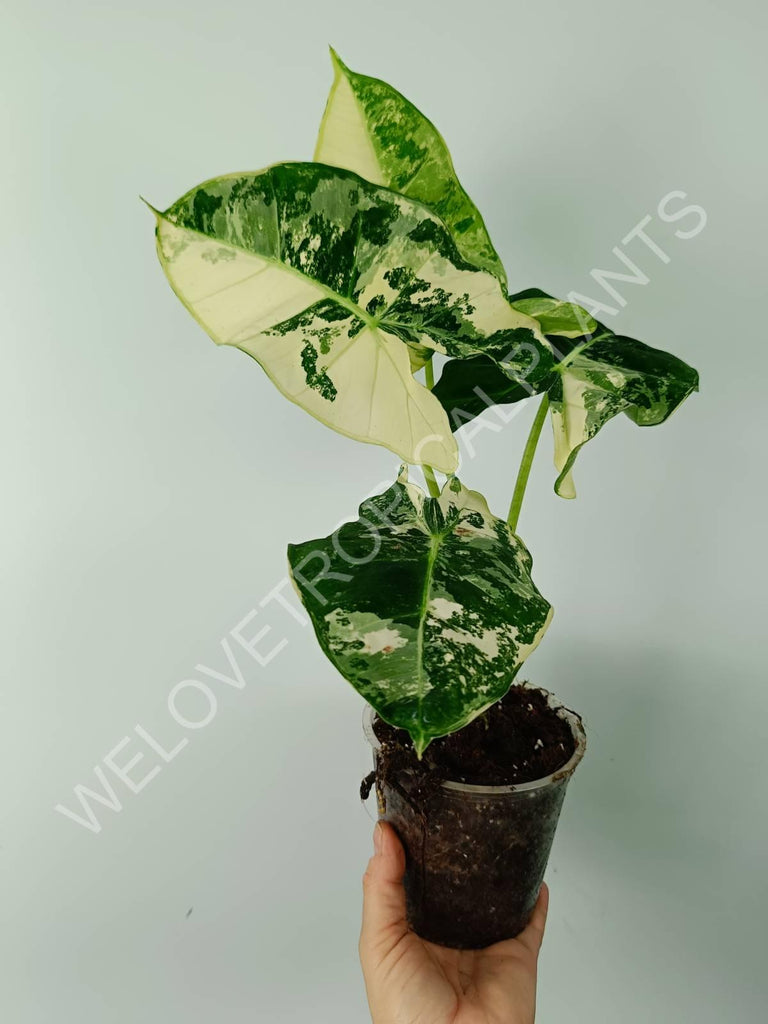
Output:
[{"xmin": 146, "ymin": 49, "xmax": 698, "ymax": 949}]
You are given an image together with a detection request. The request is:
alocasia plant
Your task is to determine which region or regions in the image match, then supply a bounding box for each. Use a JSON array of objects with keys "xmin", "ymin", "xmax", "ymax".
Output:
[{"xmin": 149, "ymin": 49, "xmax": 698, "ymax": 753}]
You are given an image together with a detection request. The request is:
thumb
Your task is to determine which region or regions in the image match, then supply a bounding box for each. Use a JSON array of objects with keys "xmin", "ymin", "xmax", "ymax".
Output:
[
  {"xmin": 359, "ymin": 822, "xmax": 408, "ymax": 961},
  {"xmin": 516, "ymin": 881, "xmax": 550, "ymax": 958}
]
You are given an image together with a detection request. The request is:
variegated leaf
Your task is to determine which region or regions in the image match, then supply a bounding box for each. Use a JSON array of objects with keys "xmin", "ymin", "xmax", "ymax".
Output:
[
  {"xmin": 431, "ymin": 287, "xmax": 577, "ymax": 428},
  {"xmin": 315, "ymin": 49, "xmax": 507, "ymax": 286},
  {"xmin": 287, "ymin": 470, "xmax": 552, "ymax": 754},
  {"xmin": 509, "ymin": 292, "xmax": 596, "ymax": 339},
  {"xmin": 150, "ymin": 163, "xmax": 546, "ymax": 474},
  {"xmin": 432, "ymin": 287, "xmax": 698, "ymax": 498},
  {"xmin": 433, "ymin": 350, "xmax": 555, "ymax": 430},
  {"xmin": 551, "ymin": 334, "xmax": 699, "ymax": 498}
]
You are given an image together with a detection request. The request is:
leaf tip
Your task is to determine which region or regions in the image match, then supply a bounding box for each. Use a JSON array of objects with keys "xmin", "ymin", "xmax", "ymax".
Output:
[
  {"xmin": 413, "ymin": 733, "xmax": 431, "ymax": 759},
  {"xmin": 328, "ymin": 46, "xmax": 354, "ymax": 82},
  {"xmin": 554, "ymin": 479, "xmax": 577, "ymax": 500},
  {"xmin": 139, "ymin": 195, "xmax": 162, "ymax": 221}
]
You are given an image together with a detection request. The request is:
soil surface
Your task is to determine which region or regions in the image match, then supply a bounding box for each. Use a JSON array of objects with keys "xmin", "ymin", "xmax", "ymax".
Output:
[{"xmin": 373, "ymin": 683, "xmax": 576, "ymax": 786}]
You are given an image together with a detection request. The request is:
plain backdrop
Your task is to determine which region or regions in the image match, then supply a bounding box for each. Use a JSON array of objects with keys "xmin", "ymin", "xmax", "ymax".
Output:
[{"xmin": 2, "ymin": 1, "xmax": 766, "ymax": 1021}]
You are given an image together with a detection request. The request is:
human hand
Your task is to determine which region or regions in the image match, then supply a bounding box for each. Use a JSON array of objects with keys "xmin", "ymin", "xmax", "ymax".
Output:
[{"xmin": 359, "ymin": 822, "xmax": 548, "ymax": 1024}]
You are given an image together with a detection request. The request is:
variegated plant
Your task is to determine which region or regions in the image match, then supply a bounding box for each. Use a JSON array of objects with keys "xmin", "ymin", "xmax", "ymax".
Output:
[{"xmin": 148, "ymin": 49, "xmax": 698, "ymax": 752}]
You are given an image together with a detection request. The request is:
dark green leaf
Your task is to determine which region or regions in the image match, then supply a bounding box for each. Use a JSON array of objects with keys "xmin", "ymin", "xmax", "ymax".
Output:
[{"xmin": 287, "ymin": 471, "xmax": 552, "ymax": 754}]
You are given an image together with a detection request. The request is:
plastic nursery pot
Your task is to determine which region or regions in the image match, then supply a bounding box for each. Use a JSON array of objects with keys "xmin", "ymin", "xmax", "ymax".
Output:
[{"xmin": 363, "ymin": 687, "xmax": 587, "ymax": 950}]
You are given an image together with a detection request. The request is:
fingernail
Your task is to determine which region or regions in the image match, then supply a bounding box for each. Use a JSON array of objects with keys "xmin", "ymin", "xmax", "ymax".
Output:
[{"xmin": 373, "ymin": 822, "xmax": 383, "ymax": 855}]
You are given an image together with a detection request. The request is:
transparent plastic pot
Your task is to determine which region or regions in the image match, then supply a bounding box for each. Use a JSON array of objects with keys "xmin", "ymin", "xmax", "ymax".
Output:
[{"xmin": 363, "ymin": 687, "xmax": 587, "ymax": 949}]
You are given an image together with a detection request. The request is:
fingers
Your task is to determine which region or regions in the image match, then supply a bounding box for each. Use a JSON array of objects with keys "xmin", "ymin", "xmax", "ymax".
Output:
[
  {"xmin": 517, "ymin": 882, "xmax": 549, "ymax": 958},
  {"xmin": 359, "ymin": 822, "xmax": 408, "ymax": 963}
]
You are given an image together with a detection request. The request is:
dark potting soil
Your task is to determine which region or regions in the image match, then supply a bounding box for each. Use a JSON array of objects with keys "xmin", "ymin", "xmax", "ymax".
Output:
[{"xmin": 372, "ymin": 683, "xmax": 576, "ymax": 787}]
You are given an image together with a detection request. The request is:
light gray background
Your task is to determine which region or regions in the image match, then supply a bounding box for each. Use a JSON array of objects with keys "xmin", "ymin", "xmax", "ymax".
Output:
[{"xmin": 2, "ymin": 1, "xmax": 766, "ymax": 1020}]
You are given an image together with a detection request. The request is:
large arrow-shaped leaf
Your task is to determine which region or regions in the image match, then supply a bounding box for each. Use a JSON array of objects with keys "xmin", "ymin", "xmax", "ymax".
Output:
[
  {"xmin": 315, "ymin": 49, "xmax": 507, "ymax": 286},
  {"xmin": 433, "ymin": 288, "xmax": 698, "ymax": 497},
  {"xmin": 287, "ymin": 470, "xmax": 552, "ymax": 754},
  {"xmin": 150, "ymin": 162, "xmax": 546, "ymax": 474}
]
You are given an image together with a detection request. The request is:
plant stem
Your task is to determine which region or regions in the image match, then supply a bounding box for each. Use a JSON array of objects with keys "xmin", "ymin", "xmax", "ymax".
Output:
[
  {"xmin": 423, "ymin": 355, "xmax": 441, "ymax": 497},
  {"xmin": 507, "ymin": 394, "xmax": 550, "ymax": 533},
  {"xmin": 423, "ymin": 464, "xmax": 441, "ymax": 498}
]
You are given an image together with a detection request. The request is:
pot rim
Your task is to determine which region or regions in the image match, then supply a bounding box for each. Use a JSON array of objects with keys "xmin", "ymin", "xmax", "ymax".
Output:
[{"xmin": 362, "ymin": 685, "xmax": 587, "ymax": 795}]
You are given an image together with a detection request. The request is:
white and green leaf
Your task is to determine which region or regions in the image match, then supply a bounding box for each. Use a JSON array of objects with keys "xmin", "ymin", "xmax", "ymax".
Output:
[
  {"xmin": 551, "ymin": 334, "xmax": 700, "ymax": 498},
  {"xmin": 431, "ymin": 286, "xmax": 584, "ymax": 427},
  {"xmin": 432, "ymin": 290, "xmax": 698, "ymax": 498},
  {"xmin": 150, "ymin": 163, "xmax": 546, "ymax": 474},
  {"xmin": 509, "ymin": 293, "xmax": 597, "ymax": 339},
  {"xmin": 287, "ymin": 470, "xmax": 552, "ymax": 754},
  {"xmin": 315, "ymin": 49, "xmax": 507, "ymax": 286}
]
